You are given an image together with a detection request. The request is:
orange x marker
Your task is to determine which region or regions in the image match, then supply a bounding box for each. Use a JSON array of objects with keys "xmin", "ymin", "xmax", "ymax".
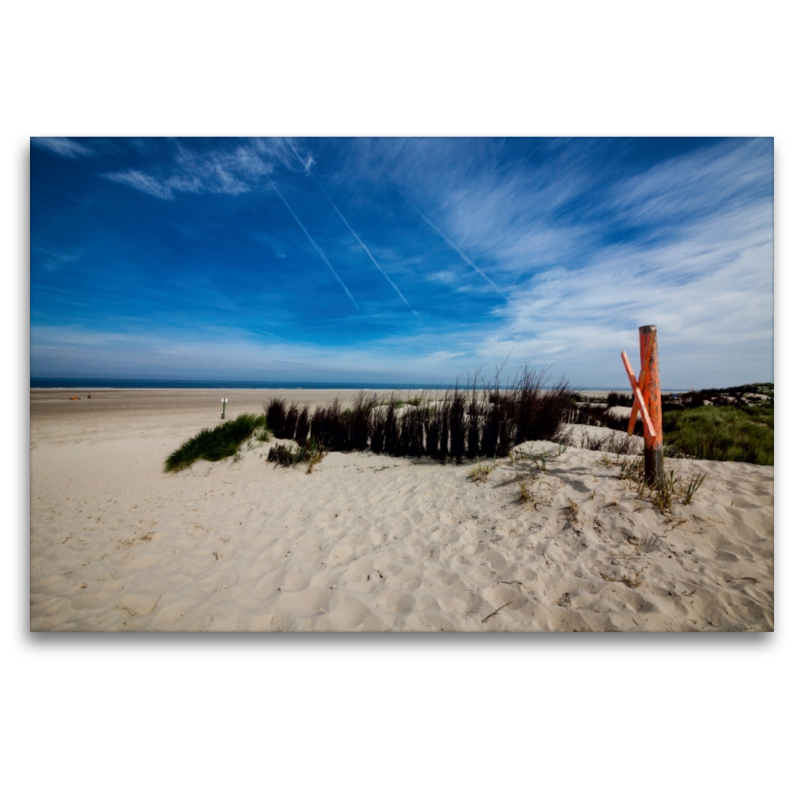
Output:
[{"xmin": 620, "ymin": 350, "xmax": 656, "ymax": 440}]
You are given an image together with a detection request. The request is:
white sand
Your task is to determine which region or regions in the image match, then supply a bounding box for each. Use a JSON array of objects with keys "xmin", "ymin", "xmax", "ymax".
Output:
[{"xmin": 30, "ymin": 389, "xmax": 774, "ymax": 631}]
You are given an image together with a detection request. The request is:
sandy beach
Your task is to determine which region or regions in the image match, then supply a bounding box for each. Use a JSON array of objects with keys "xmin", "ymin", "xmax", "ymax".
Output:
[{"xmin": 30, "ymin": 388, "xmax": 774, "ymax": 632}]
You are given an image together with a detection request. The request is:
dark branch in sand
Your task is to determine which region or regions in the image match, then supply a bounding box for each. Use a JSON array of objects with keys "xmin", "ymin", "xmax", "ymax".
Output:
[{"xmin": 482, "ymin": 601, "xmax": 513, "ymax": 623}]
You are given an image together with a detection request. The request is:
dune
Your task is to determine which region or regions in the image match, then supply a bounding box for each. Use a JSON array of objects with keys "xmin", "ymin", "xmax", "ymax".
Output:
[{"xmin": 30, "ymin": 389, "xmax": 773, "ymax": 632}]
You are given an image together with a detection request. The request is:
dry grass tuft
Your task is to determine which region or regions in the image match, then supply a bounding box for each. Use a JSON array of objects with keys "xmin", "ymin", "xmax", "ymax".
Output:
[
  {"xmin": 562, "ymin": 498, "xmax": 579, "ymax": 526},
  {"xmin": 517, "ymin": 479, "xmax": 533, "ymax": 504},
  {"xmin": 468, "ymin": 462, "xmax": 496, "ymax": 483},
  {"xmin": 617, "ymin": 456, "xmax": 708, "ymax": 515}
]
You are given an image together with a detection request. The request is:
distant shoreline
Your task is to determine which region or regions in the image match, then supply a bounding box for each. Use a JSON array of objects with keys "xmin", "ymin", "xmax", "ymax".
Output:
[{"xmin": 29, "ymin": 378, "xmax": 690, "ymax": 393}]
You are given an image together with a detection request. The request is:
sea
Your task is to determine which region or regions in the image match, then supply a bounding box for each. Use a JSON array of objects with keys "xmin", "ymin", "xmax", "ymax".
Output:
[{"xmin": 30, "ymin": 377, "xmax": 684, "ymax": 392}]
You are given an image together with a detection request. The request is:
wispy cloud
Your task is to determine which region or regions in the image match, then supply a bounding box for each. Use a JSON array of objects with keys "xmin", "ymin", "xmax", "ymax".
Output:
[
  {"xmin": 268, "ymin": 178, "xmax": 359, "ymax": 310},
  {"xmin": 287, "ymin": 139, "xmax": 422, "ymax": 323},
  {"xmin": 286, "ymin": 139, "xmax": 315, "ymax": 174},
  {"xmin": 105, "ymin": 140, "xmax": 276, "ymax": 200},
  {"xmin": 32, "ymin": 246, "xmax": 83, "ymax": 273},
  {"xmin": 393, "ymin": 186, "xmax": 508, "ymax": 300},
  {"xmin": 32, "ymin": 137, "xmax": 94, "ymax": 158},
  {"xmin": 31, "ymin": 137, "xmax": 773, "ymax": 389},
  {"xmin": 478, "ymin": 200, "xmax": 773, "ymax": 387}
]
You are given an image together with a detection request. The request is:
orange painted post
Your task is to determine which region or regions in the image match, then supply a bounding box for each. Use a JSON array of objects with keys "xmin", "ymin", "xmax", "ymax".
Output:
[
  {"xmin": 639, "ymin": 324, "xmax": 663, "ymax": 484},
  {"xmin": 620, "ymin": 351, "xmax": 656, "ymax": 440},
  {"xmin": 626, "ymin": 334, "xmax": 654, "ymax": 435}
]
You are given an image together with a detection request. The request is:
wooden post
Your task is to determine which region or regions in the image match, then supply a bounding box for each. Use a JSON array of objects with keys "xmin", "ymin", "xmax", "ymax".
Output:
[{"xmin": 639, "ymin": 325, "xmax": 663, "ymax": 484}]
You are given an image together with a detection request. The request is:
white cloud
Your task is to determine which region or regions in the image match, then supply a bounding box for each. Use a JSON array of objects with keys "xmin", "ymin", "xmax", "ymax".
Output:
[
  {"xmin": 32, "ymin": 137, "xmax": 94, "ymax": 158},
  {"xmin": 104, "ymin": 140, "xmax": 278, "ymax": 200}
]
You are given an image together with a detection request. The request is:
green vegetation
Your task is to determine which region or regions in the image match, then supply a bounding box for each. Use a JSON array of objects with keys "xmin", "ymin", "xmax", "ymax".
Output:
[
  {"xmin": 662, "ymin": 405, "xmax": 773, "ymax": 465},
  {"xmin": 664, "ymin": 383, "xmax": 773, "ymax": 411},
  {"xmin": 376, "ymin": 397, "xmax": 422, "ymax": 409},
  {"xmin": 261, "ymin": 368, "xmax": 573, "ymax": 464},
  {"xmin": 567, "ymin": 382, "xmax": 774, "ymax": 465},
  {"xmin": 468, "ymin": 461, "xmax": 496, "ymax": 482},
  {"xmin": 164, "ymin": 414, "xmax": 267, "ymax": 472},
  {"xmin": 617, "ymin": 455, "xmax": 710, "ymax": 514}
]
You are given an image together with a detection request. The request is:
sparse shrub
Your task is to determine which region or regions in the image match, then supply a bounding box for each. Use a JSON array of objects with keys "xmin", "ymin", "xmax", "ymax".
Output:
[
  {"xmin": 267, "ymin": 443, "xmax": 297, "ymax": 467},
  {"xmin": 350, "ymin": 391, "xmax": 374, "ymax": 451},
  {"xmin": 383, "ymin": 398, "xmax": 400, "ymax": 455},
  {"xmin": 267, "ymin": 439, "xmax": 327, "ymax": 472},
  {"xmin": 399, "ymin": 405, "xmax": 426, "ymax": 457},
  {"xmin": 466, "ymin": 384, "xmax": 483, "ymax": 460},
  {"xmin": 295, "ymin": 406, "xmax": 310, "ymax": 443},
  {"xmin": 448, "ymin": 389, "xmax": 466, "ymax": 463},
  {"xmin": 264, "ymin": 398, "xmax": 287, "ymax": 438},
  {"xmin": 310, "ymin": 398, "xmax": 351, "ymax": 451},
  {"xmin": 258, "ymin": 365, "xmax": 575, "ymax": 465},
  {"xmin": 425, "ymin": 409, "xmax": 441, "ymax": 460},
  {"xmin": 481, "ymin": 396, "xmax": 502, "ymax": 457},
  {"xmin": 283, "ymin": 402, "xmax": 300, "ymax": 441}
]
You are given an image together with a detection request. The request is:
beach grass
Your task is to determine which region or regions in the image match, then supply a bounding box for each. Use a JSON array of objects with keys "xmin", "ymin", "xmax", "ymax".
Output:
[
  {"xmin": 468, "ymin": 461, "xmax": 496, "ymax": 482},
  {"xmin": 164, "ymin": 413, "xmax": 266, "ymax": 472},
  {"xmin": 258, "ymin": 369, "xmax": 573, "ymax": 463},
  {"xmin": 662, "ymin": 405, "xmax": 773, "ymax": 465}
]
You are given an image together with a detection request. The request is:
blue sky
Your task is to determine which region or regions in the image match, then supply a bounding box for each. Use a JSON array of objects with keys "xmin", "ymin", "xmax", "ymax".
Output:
[{"xmin": 30, "ymin": 137, "xmax": 773, "ymax": 388}]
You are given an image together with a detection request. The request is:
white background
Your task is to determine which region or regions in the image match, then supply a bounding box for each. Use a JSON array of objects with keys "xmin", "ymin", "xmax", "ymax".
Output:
[{"xmin": 5, "ymin": 2, "xmax": 795, "ymax": 798}]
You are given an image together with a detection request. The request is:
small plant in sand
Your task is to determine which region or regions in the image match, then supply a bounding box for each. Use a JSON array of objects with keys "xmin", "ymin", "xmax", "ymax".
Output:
[
  {"xmin": 517, "ymin": 478, "xmax": 533, "ymax": 504},
  {"xmin": 617, "ymin": 455, "xmax": 707, "ymax": 514},
  {"xmin": 267, "ymin": 439, "xmax": 327, "ymax": 473},
  {"xmin": 649, "ymin": 470, "xmax": 676, "ymax": 514},
  {"xmin": 562, "ymin": 498, "xmax": 579, "ymax": 526},
  {"xmin": 682, "ymin": 470, "xmax": 707, "ymax": 505},
  {"xmin": 618, "ymin": 455, "xmax": 645, "ymax": 484},
  {"xmin": 468, "ymin": 461, "xmax": 496, "ymax": 483},
  {"xmin": 515, "ymin": 444, "xmax": 564, "ymax": 475}
]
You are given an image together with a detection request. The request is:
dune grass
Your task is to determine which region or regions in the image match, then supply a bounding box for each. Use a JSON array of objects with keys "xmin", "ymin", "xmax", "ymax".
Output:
[
  {"xmin": 662, "ymin": 405, "xmax": 773, "ymax": 465},
  {"xmin": 617, "ymin": 455, "xmax": 709, "ymax": 514},
  {"xmin": 164, "ymin": 413, "xmax": 267, "ymax": 472},
  {"xmin": 260, "ymin": 367, "xmax": 574, "ymax": 464},
  {"xmin": 468, "ymin": 461, "xmax": 496, "ymax": 483}
]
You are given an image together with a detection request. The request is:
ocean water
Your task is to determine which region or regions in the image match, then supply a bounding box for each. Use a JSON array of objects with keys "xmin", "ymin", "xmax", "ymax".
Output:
[{"xmin": 30, "ymin": 377, "xmax": 675, "ymax": 392}]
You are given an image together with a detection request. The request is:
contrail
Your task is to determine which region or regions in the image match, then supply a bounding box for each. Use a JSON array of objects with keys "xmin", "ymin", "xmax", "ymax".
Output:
[
  {"xmin": 286, "ymin": 139, "xmax": 422, "ymax": 323},
  {"xmin": 392, "ymin": 185, "xmax": 508, "ymax": 300},
  {"xmin": 268, "ymin": 178, "xmax": 359, "ymax": 310}
]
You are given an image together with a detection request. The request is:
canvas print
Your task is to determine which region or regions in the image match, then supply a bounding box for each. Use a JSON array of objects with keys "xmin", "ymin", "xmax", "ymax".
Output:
[{"xmin": 30, "ymin": 137, "xmax": 774, "ymax": 631}]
